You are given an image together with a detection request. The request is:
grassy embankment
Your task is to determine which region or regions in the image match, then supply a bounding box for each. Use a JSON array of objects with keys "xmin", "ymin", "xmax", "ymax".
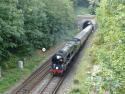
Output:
[
  {"xmin": 0, "ymin": 52, "xmax": 47, "ymax": 93},
  {"xmin": 0, "ymin": 29, "xmax": 77, "ymax": 94}
]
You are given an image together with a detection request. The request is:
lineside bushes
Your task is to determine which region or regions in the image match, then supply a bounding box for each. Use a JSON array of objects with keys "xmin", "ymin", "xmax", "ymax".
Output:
[{"xmin": 92, "ymin": 0, "xmax": 125, "ymax": 93}]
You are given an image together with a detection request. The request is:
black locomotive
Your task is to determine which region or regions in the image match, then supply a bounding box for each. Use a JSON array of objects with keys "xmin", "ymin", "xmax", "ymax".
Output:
[{"xmin": 49, "ymin": 21, "xmax": 94, "ymax": 75}]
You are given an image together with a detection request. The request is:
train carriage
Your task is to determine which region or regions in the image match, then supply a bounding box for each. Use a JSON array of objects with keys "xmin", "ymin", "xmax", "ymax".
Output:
[{"xmin": 74, "ymin": 25, "xmax": 93, "ymax": 45}]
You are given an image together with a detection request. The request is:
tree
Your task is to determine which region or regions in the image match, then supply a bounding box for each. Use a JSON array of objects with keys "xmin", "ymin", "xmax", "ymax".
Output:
[
  {"xmin": 88, "ymin": 0, "xmax": 100, "ymax": 14},
  {"xmin": 71, "ymin": 0, "xmax": 89, "ymax": 7},
  {"xmin": 0, "ymin": 0, "xmax": 24, "ymax": 61},
  {"xmin": 0, "ymin": 0, "xmax": 75, "ymax": 67},
  {"xmin": 20, "ymin": 0, "xmax": 75, "ymax": 49}
]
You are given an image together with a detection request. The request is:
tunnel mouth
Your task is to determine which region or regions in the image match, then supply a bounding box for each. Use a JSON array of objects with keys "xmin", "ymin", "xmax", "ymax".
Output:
[{"xmin": 82, "ymin": 20, "xmax": 92, "ymax": 29}]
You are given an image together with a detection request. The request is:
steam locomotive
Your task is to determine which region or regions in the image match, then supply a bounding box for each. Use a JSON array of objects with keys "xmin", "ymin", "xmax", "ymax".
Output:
[{"xmin": 49, "ymin": 20, "xmax": 94, "ymax": 75}]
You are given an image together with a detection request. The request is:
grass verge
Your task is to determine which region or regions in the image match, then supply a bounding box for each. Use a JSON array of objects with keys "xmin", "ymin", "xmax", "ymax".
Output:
[
  {"xmin": 0, "ymin": 52, "xmax": 47, "ymax": 94},
  {"xmin": 69, "ymin": 49, "xmax": 93, "ymax": 94}
]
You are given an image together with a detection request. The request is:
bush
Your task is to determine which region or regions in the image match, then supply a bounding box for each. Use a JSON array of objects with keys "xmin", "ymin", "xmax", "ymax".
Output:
[{"xmin": 92, "ymin": 0, "xmax": 125, "ymax": 93}]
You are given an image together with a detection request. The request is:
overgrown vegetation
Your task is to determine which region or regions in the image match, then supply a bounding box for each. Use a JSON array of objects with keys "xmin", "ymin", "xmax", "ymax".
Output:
[
  {"xmin": 72, "ymin": 0, "xmax": 98, "ymax": 15},
  {"xmin": 0, "ymin": 0, "xmax": 75, "ymax": 68},
  {"xmin": 71, "ymin": 0, "xmax": 89, "ymax": 7},
  {"xmin": 92, "ymin": 0, "xmax": 125, "ymax": 93},
  {"xmin": 70, "ymin": 55, "xmax": 92, "ymax": 94},
  {"xmin": 87, "ymin": 0, "xmax": 100, "ymax": 14},
  {"xmin": 75, "ymin": 6, "xmax": 90, "ymax": 15},
  {"xmin": 72, "ymin": 0, "xmax": 90, "ymax": 14}
]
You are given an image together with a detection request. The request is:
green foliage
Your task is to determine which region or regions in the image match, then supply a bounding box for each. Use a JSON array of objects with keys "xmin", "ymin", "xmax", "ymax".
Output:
[
  {"xmin": 75, "ymin": 7, "xmax": 90, "ymax": 15},
  {"xmin": 1, "ymin": 55, "xmax": 19, "ymax": 69},
  {"xmin": 88, "ymin": 0, "xmax": 100, "ymax": 14},
  {"xmin": 17, "ymin": 0, "xmax": 75, "ymax": 49},
  {"xmin": 0, "ymin": 0, "xmax": 75, "ymax": 68},
  {"xmin": 72, "ymin": 0, "xmax": 97, "ymax": 14},
  {"xmin": 0, "ymin": 52, "xmax": 46, "ymax": 93},
  {"xmin": 71, "ymin": 0, "xmax": 89, "ymax": 7},
  {"xmin": 0, "ymin": 0, "xmax": 24, "ymax": 61},
  {"xmin": 92, "ymin": 0, "xmax": 125, "ymax": 93}
]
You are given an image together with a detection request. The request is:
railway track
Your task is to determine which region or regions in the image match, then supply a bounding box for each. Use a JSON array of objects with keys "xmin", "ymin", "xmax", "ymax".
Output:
[
  {"xmin": 9, "ymin": 43, "xmax": 66, "ymax": 94},
  {"xmin": 39, "ymin": 56, "xmax": 75, "ymax": 94},
  {"xmin": 38, "ymin": 38, "xmax": 90, "ymax": 94},
  {"xmin": 39, "ymin": 76, "xmax": 65, "ymax": 94},
  {"xmin": 11, "ymin": 59, "xmax": 51, "ymax": 94}
]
